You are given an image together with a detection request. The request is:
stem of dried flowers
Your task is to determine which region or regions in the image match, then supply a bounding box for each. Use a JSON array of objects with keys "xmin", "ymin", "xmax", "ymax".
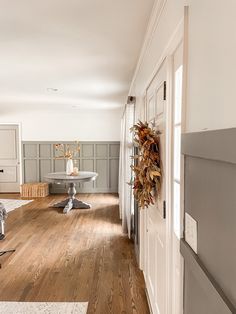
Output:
[{"xmin": 54, "ymin": 141, "xmax": 80, "ymax": 160}]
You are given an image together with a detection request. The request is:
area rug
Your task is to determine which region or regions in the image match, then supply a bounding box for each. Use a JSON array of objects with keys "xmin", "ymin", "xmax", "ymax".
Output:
[
  {"xmin": 0, "ymin": 199, "xmax": 33, "ymax": 213},
  {"xmin": 0, "ymin": 302, "xmax": 88, "ymax": 314}
]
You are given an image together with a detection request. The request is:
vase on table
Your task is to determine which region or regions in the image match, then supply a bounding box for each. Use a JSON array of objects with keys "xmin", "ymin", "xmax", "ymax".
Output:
[{"xmin": 66, "ymin": 159, "xmax": 73, "ymax": 175}]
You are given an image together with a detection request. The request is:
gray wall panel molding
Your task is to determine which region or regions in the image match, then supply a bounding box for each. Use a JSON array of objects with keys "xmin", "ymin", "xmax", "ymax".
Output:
[
  {"xmin": 181, "ymin": 240, "xmax": 235, "ymax": 314},
  {"xmin": 182, "ymin": 128, "xmax": 236, "ymax": 164},
  {"xmin": 182, "ymin": 128, "xmax": 236, "ymax": 312},
  {"xmin": 22, "ymin": 141, "xmax": 120, "ymax": 194},
  {"xmin": 184, "ymin": 156, "xmax": 236, "ymax": 306}
]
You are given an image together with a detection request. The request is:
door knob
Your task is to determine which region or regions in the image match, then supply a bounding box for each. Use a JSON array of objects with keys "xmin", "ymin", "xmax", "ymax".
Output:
[{"xmin": 0, "ymin": 170, "xmax": 4, "ymax": 173}]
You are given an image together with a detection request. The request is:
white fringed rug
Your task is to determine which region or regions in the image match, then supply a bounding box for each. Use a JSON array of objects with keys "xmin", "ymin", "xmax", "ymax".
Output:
[
  {"xmin": 0, "ymin": 199, "xmax": 33, "ymax": 213},
  {"xmin": 0, "ymin": 302, "xmax": 88, "ymax": 314}
]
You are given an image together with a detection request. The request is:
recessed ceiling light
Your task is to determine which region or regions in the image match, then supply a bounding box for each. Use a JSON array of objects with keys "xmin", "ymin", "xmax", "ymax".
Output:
[{"xmin": 47, "ymin": 87, "xmax": 58, "ymax": 92}]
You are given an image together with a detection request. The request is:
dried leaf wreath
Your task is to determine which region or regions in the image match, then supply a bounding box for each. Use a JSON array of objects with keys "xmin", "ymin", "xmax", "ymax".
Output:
[{"xmin": 130, "ymin": 121, "xmax": 161, "ymax": 209}]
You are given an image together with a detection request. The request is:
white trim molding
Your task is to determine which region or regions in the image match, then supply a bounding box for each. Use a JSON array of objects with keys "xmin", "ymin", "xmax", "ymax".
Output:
[
  {"xmin": 128, "ymin": 0, "xmax": 167, "ymax": 96},
  {"xmin": 145, "ymin": 18, "xmax": 184, "ymax": 95}
]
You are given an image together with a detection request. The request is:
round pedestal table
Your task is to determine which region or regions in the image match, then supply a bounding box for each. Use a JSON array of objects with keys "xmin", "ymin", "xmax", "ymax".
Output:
[{"xmin": 44, "ymin": 171, "xmax": 98, "ymax": 214}]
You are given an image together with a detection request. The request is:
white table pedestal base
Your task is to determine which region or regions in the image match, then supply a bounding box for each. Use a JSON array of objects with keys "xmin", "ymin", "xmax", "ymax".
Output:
[{"xmin": 53, "ymin": 182, "xmax": 91, "ymax": 214}]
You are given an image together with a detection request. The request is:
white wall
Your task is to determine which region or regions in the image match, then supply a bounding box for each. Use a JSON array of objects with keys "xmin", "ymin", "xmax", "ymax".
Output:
[
  {"xmin": 131, "ymin": 0, "xmax": 236, "ymax": 132},
  {"xmin": 130, "ymin": 0, "xmax": 185, "ymax": 115},
  {"xmin": 186, "ymin": 0, "xmax": 236, "ymax": 132},
  {"xmin": 2, "ymin": 1, "xmax": 235, "ymax": 141},
  {"xmin": 0, "ymin": 107, "xmax": 122, "ymax": 141}
]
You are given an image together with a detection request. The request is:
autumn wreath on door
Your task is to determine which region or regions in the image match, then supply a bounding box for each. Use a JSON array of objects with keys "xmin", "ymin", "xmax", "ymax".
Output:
[{"xmin": 130, "ymin": 121, "xmax": 161, "ymax": 209}]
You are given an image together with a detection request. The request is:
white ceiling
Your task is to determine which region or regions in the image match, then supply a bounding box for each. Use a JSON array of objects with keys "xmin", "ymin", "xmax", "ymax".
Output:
[{"xmin": 0, "ymin": 0, "xmax": 154, "ymax": 113}]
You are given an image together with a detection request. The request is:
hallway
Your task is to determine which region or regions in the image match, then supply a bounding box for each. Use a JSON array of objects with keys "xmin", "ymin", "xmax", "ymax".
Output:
[{"xmin": 0, "ymin": 194, "xmax": 149, "ymax": 313}]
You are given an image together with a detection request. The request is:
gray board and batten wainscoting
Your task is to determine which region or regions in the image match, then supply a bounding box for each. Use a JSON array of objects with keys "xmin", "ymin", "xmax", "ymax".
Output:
[
  {"xmin": 181, "ymin": 128, "xmax": 236, "ymax": 314},
  {"xmin": 22, "ymin": 141, "xmax": 120, "ymax": 193}
]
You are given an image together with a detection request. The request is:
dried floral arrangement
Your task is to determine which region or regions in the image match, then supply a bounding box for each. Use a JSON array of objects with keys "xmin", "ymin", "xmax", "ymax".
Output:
[
  {"xmin": 130, "ymin": 121, "xmax": 161, "ymax": 209},
  {"xmin": 54, "ymin": 141, "xmax": 80, "ymax": 160}
]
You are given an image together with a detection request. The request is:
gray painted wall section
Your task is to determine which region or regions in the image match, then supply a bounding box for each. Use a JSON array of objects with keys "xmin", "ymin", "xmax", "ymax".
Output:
[
  {"xmin": 182, "ymin": 128, "xmax": 236, "ymax": 314},
  {"xmin": 22, "ymin": 141, "xmax": 120, "ymax": 193},
  {"xmin": 181, "ymin": 240, "xmax": 235, "ymax": 314},
  {"xmin": 182, "ymin": 128, "xmax": 236, "ymax": 164}
]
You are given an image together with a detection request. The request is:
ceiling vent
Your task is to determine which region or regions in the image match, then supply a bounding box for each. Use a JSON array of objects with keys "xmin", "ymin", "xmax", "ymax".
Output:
[{"xmin": 127, "ymin": 96, "xmax": 136, "ymax": 104}]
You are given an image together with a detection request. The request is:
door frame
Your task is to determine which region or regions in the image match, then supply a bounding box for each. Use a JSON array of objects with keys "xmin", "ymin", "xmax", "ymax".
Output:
[
  {"xmin": 168, "ymin": 41, "xmax": 185, "ymax": 314},
  {"xmin": 164, "ymin": 8, "xmax": 188, "ymax": 313},
  {"xmin": 0, "ymin": 122, "xmax": 22, "ymax": 189},
  {"xmin": 139, "ymin": 9, "xmax": 188, "ymax": 312}
]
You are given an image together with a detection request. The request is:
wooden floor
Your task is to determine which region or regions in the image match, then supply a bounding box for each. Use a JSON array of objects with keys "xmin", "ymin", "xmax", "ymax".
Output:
[{"xmin": 0, "ymin": 193, "xmax": 149, "ymax": 314}]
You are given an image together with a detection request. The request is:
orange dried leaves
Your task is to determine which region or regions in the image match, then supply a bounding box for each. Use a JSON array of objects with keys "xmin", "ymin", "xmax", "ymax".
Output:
[{"xmin": 130, "ymin": 121, "xmax": 161, "ymax": 209}]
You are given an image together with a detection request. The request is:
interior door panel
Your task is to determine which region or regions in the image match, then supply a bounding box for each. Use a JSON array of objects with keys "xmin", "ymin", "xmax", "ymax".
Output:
[
  {"xmin": 0, "ymin": 125, "xmax": 20, "ymax": 192},
  {"xmin": 144, "ymin": 60, "xmax": 167, "ymax": 314}
]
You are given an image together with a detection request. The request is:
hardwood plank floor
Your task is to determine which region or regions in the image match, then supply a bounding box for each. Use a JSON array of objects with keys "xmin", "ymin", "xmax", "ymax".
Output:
[{"xmin": 0, "ymin": 193, "xmax": 149, "ymax": 314}]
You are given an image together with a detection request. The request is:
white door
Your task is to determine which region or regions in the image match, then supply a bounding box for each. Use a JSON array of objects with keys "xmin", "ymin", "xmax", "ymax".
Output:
[
  {"xmin": 0, "ymin": 125, "xmax": 20, "ymax": 192},
  {"xmin": 144, "ymin": 60, "xmax": 168, "ymax": 314},
  {"xmin": 171, "ymin": 43, "xmax": 184, "ymax": 314}
]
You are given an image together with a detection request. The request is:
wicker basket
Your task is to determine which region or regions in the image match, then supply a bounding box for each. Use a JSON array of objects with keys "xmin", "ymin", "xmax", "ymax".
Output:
[{"xmin": 21, "ymin": 182, "xmax": 49, "ymax": 197}]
